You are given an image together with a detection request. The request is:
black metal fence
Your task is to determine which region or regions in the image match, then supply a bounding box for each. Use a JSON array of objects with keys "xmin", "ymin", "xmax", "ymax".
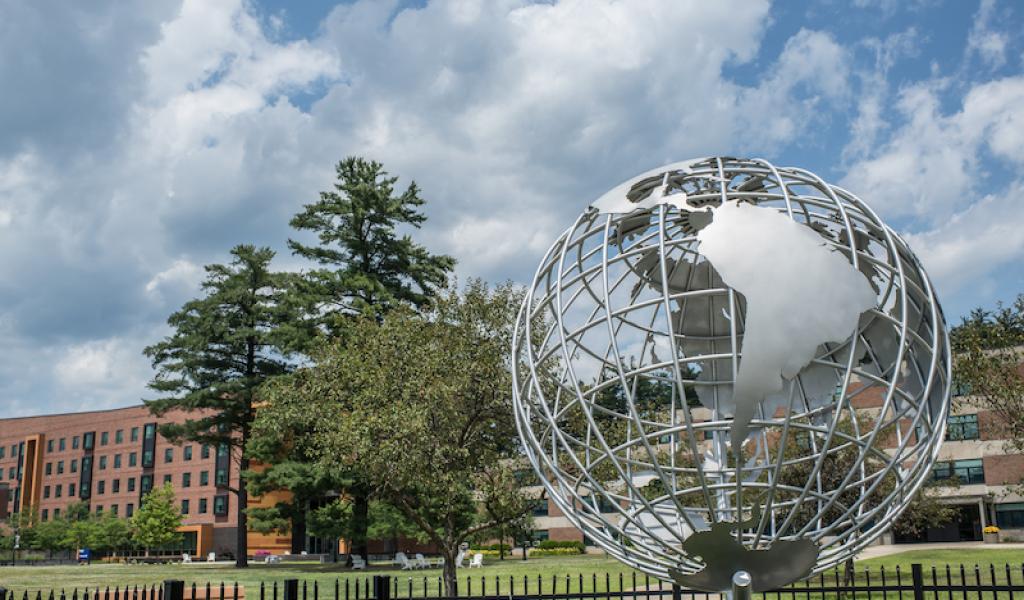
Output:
[{"xmin": 3, "ymin": 564, "xmax": 1024, "ymax": 600}]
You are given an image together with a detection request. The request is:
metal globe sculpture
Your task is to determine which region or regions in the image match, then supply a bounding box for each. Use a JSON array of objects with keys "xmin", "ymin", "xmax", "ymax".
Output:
[{"xmin": 512, "ymin": 157, "xmax": 950, "ymax": 592}]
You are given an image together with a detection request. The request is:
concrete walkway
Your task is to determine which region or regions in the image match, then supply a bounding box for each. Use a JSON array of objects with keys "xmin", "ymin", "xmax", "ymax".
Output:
[{"xmin": 855, "ymin": 541, "xmax": 1024, "ymax": 561}]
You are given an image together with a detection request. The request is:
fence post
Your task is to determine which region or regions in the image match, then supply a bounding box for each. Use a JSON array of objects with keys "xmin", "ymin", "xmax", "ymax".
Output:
[
  {"xmin": 671, "ymin": 584, "xmax": 681, "ymax": 600},
  {"xmin": 162, "ymin": 582, "xmax": 184, "ymax": 600},
  {"xmin": 373, "ymin": 576, "xmax": 391, "ymax": 600},
  {"xmin": 0, "ymin": 587, "xmax": 7, "ymax": 600},
  {"xmin": 911, "ymin": 564, "xmax": 924, "ymax": 600},
  {"xmin": 282, "ymin": 581, "xmax": 299, "ymax": 600}
]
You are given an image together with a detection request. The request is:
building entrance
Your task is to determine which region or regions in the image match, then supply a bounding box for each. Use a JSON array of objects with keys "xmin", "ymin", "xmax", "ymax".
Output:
[{"xmin": 894, "ymin": 504, "xmax": 982, "ymax": 543}]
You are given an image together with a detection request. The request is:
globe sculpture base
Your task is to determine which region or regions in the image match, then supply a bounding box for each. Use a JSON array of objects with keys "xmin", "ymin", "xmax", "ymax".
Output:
[{"xmin": 667, "ymin": 517, "xmax": 819, "ymax": 592}]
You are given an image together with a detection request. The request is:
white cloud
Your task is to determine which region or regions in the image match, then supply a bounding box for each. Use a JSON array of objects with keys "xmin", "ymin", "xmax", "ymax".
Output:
[
  {"xmin": 967, "ymin": 0, "xmax": 1009, "ymax": 70},
  {"xmin": 145, "ymin": 258, "xmax": 204, "ymax": 296},
  {"xmin": 53, "ymin": 336, "xmax": 154, "ymax": 411},
  {"xmin": 841, "ymin": 75, "xmax": 1024, "ymax": 222}
]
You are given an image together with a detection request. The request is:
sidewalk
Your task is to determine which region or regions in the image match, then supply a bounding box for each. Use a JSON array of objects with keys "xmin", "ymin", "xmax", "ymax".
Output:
[{"xmin": 855, "ymin": 541, "xmax": 1024, "ymax": 560}]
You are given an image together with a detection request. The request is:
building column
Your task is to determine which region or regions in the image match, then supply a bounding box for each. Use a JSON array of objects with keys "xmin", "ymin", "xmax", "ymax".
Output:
[{"xmin": 978, "ymin": 498, "xmax": 987, "ymax": 529}]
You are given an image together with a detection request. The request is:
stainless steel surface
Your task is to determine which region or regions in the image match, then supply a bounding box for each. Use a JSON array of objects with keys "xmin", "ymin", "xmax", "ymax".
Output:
[{"xmin": 512, "ymin": 157, "xmax": 951, "ymax": 591}]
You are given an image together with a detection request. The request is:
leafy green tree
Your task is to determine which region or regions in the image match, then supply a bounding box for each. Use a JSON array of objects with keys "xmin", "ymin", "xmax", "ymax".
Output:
[
  {"xmin": 131, "ymin": 484, "xmax": 183, "ymax": 555},
  {"xmin": 251, "ymin": 156, "xmax": 455, "ymax": 562},
  {"xmin": 951, "ymin": 294, "xmax": 1024, "ymax": 464},
  {"xmin": 262, "ymin": 281, "xmax": 531, "ymax": 594},
  {"xmin": 144, "ymin": 245, "xmax": 297, "ymax": 567}
]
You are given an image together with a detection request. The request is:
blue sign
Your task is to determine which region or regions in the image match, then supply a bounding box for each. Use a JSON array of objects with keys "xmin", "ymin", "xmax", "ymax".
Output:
[{"xmin": 78, "ymin": 548, "xmax": 91, "ymax": 561}]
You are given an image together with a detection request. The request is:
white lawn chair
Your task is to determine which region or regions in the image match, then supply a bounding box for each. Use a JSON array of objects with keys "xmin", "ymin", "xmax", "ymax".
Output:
[
  {"xmin": 454, "ymin": 549, "xmax": 466, "ymax": 568},
  {"xmin": 181, "ymin": 553, "xmax": 192, "ymax": 564},
  {"xmin": 468, "ymin": 553, "xmax": 484, "ymax": 568},
  {"xmin": 435, "ymin": 556, "xmax": 446, "ymax": 569},
  {"xmin": 415, "ymin": 553, "xmax": 431, "ymax": 569},
  {"xmin": 397, "ymin": 552, "xmax": 415, "ymax": 570},
  {"xmin": 207, "ymin": 552, "xmax": 217, "ymax": 563},
  {"xmin": 351, "ymin": 555, "xmax": 367, "ymax": 570}
]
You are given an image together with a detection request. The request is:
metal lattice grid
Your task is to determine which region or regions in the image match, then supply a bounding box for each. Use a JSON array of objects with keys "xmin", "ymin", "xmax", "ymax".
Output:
[{"xmin": 512, "ymin": 157, "xmax": 950, "ymax": 583}]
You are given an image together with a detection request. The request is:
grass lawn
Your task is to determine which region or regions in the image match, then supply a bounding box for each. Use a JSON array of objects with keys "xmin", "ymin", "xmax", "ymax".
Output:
[{"xmin": 0, "ymin": 549, "xmax": 1021, "ymax": 594}]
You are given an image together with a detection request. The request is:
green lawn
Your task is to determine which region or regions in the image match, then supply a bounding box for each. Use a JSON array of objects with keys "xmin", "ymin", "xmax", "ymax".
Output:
[{"xmin": 0, "ymin": 550, "xmax": 1021, "ymax": 594}]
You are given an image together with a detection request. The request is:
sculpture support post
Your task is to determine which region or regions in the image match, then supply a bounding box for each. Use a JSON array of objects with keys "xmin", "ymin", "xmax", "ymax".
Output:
[{"xmin": 731, "ymin": 571, "xmax": 752, "ymax": 600}]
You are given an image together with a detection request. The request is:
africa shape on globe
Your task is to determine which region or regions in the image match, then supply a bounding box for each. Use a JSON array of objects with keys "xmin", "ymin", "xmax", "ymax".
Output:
[{"xmin": 512, "ymin": 157, "xmax": 951, "ymax": 592}]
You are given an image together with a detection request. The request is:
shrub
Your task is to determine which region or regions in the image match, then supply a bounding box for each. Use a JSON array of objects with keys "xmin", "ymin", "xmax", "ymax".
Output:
[
  {"xmin": 469, "ymin": 543, "xmax": 512, "ymax": 552},
  {"xmin": 535, "ymin": 540, "xmax": 585, "ymax": 552},
  {"xmin": 529, "ymin": 547, "xmax": 583, "ymax": 557}
]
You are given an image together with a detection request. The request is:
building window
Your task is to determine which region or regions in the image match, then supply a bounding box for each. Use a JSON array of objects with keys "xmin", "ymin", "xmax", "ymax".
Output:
[
  {"xmin": 114, "ymin": 454, "xmax": 122, "ymax": 469},
  {"xmin": 947, "ymin": 414, "xmax": 980, "ymax": 441},
  {"xmin": 69, "ymin": 483, "xmax": 75, "ymax": 497},
  {"xmin": 182, "ymin": 472, "xmax": 191, "ymax": 488},
  {"xmin": 184, "ymin": 446, "xmax": 193, "ymax": 461},
  {"xmin": 42, "ymin": 509, "xmax": 48, "ymax": 521},
  {"xmin": 59, "ymin": 438, "xmax": 66, "ymax": 451},
  {"xmin": 126, "ymin": 503, "xmax": 134, "ymax": 518},
  {"xmin": 115, "ymin": 430, "xmax": 124, "ymax": 444},
  {"xmin": 0, "ymin": 447, "xmax": 5, "ymax": 459},
  {"xmin": 127, "ymin": 477, "xmax": 136, "ymax": 492},
  {"xmin": 144, "ymin": 423, "xmax": 156, "ymax": 440},
  {"xmin": 43, "ymin": 485, "xmax": 50, "ymax": 499},
  {"xmin": 534, "ymin": 530, "xmax": 550, "ymax": 542},
  {"xmin": 129, "ymin": 452, "xmax": 137, "ymax": 467},
  {"xmin": 83, "ymin": 432, "xmax": 94, "ymax": 450},
  {"xmin": 141, "ymin": 474, "xmax": 153, "ymax": 494},
  {"xmin": 201, "ymin": 445, "xmax": 211, "ymax": 459},
  {"xmin": 71, "ymin": 459, "xmax": 78, "ymax": 473},
  {"xmin": 7, "ymin": 467, "xmax": 13, "ymax": 479},
  {"xmin": 213, "ymin": 494, "xmax": 228, "ymax": 516},
  {"xmin": 99, "ymin": 456, "xmax": 107, "ymax": 470},
  {"xmin": 53, "ymin": 508, "xmax": 60, "ymax": 519},
  {"xmin": 95, "ymin": 505, "xmax": 103, "ymax": 515},
  {"xmin": 57, "ymin": 460, "xmax": 64, "ymax": 474},
  {"xmin": 163, "ymin": 474, "xmax": 172, "ymax": 485},
  {"xmin": 164, "ymin": 448, "xmax": 173, "ymax": 463},
  {"xmin": 47, "ymin": 439, "xmax": 54, "ymax": 453},
  {"xmin": 181, "ymin": 499, "xmax": 190, "ymax": 515},
  {"xmin": 55, "ymin": 484, "xmax": 62, "ymax": 498},
  {"xmin": 142, "ymin": 449, "xmax": 153, "ymax": 469},
  {"xmin": 532, "ymin": 500, "xmax": 549, "ymax": 517},
  {"xmin": 933, "ymin": 459, "xmax": 985, "ymax": 485},
  {"xmin": 199, "ymin": 498, "xmax": 208, "ymax": 514},
  {"xmin": 111, "ymin": 504, "xmax": 119, "ymax": 516},
  {"xmin": 97, "ymin": 480, "xmax": 105, "ymax": 495},
  {"xmin": 73, "ymin": 436, "xmax": 80, "ymax": 450},
  {"xmin": 131, "ymin": 427, "xmax": 139, "ymax": 442},
  {"xmin": 45, "ymin": 462, "xmax": 52, "ymax": 475},
  {"xmin": 200, "ymin": 471, "xmax": 209, "ymax": 486},
  {"xmin": 100, "ymin": 432, "xmax": 109, "ymax": 446},
  {"xmin": 112, "ymin": 479, "xmax": 120, "ymax": 493}
]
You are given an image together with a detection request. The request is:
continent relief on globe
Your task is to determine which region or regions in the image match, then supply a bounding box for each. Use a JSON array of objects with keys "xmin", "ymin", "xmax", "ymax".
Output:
[{"xmin": 696, "ymin": 201, "xmax": 878, "ymax": 450}]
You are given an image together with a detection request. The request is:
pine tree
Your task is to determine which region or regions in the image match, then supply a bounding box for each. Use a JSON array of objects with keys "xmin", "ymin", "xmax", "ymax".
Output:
[
  {"xmin": 288, "ymin": 156, "xmax": 455, "ymax": 329},
  {"xmin": 144, "ymin": 245, "xmax": 296, "ymax": 567},
  {"xmin": 253, "ymin": 157, "xmax": 454, "ymax": 561}
]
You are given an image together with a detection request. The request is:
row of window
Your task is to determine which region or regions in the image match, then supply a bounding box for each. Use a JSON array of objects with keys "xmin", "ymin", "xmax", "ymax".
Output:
[
  {"xmin": 932, "ymin": 458, "xmax": 985, "ymax": 485},
  {"xmin": 39, "ymin": 495, "xmax": 230, "ymax": 522},
  {"xmin": 0, "ymin": 425, "xmax": 161, "ymax": 461},
  {"xmin": 41, "ymin": 469, "xmax": 227, "ymax": 499}
]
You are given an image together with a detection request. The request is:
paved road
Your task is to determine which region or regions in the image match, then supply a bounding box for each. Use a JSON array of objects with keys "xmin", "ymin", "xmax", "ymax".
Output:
[{"xmin": 856, "ymin": 542, "xmax": 1024, "ymax": 560}]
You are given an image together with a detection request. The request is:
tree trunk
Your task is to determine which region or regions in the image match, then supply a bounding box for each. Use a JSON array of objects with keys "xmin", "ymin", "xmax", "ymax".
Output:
[
  {"xmin": 441, "ymin": 545, "xmax": 458, "ymax": 597},
  {"xmin": 236, "ymin": 451, "xmax": 249, "ymax": 568},
  {"xmin": 499, "ymin": 525, "xmax": 505, "ymax": 560},
  {"xmin": 291, "ymin": 502, "xmax": 307, "ymax": 555},
  {"xmin": 348, "ymin": 491, "xmax": 370, "ymax": 566}
]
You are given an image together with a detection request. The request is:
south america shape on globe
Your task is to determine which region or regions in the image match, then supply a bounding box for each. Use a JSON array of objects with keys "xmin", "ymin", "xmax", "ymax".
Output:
[{"xmin": 594, "ymin": 184, "xmax": 877, "ymax": 451}]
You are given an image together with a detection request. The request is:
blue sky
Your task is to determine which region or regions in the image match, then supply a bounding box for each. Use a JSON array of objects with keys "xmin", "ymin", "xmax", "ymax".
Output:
[{"xmin": 1, "ymin": 0, "xmax": 1022, "ymax": 417}]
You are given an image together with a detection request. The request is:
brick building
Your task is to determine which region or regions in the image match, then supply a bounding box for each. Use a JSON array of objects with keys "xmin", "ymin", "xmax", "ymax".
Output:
[
  {"xmin": 0, "ymin": 405, "xmax": 261, "ymax": 558},
  {"xmin": 525, "ymin": 390, "xmax": 1024, "ymax": 546}
]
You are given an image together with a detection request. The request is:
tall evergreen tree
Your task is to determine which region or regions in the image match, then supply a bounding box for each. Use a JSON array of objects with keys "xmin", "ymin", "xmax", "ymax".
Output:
[
  {"xmin": 144, "ymin": 245, "xmax": 296, "ymax": 567},
  {"xmin": 288, "ymin": 156, "xmax": 455, "ymax": 329},
  {"xmin": 252, "ymin": 157, "xmax": 455, "ymax": 561}
]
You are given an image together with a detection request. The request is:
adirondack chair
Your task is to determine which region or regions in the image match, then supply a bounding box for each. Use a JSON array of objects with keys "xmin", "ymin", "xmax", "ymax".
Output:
[
  {"xmin": 351, "ymin": 555, "xmax": 367, "ymax": 570},
  {"xmin": 415, "ymin": 553, "xmax": 431, "ymax": 569},
  {"xmin": 396, "ymin": 552, "xmax": 415, "ymax": 570},
  {"xmin": 454, "ymin": 549, "xmax": 467, "ymax": 568},
  {"xmin": 468, "ymin": 553, "xmax": 484, "ymax": 568}
]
